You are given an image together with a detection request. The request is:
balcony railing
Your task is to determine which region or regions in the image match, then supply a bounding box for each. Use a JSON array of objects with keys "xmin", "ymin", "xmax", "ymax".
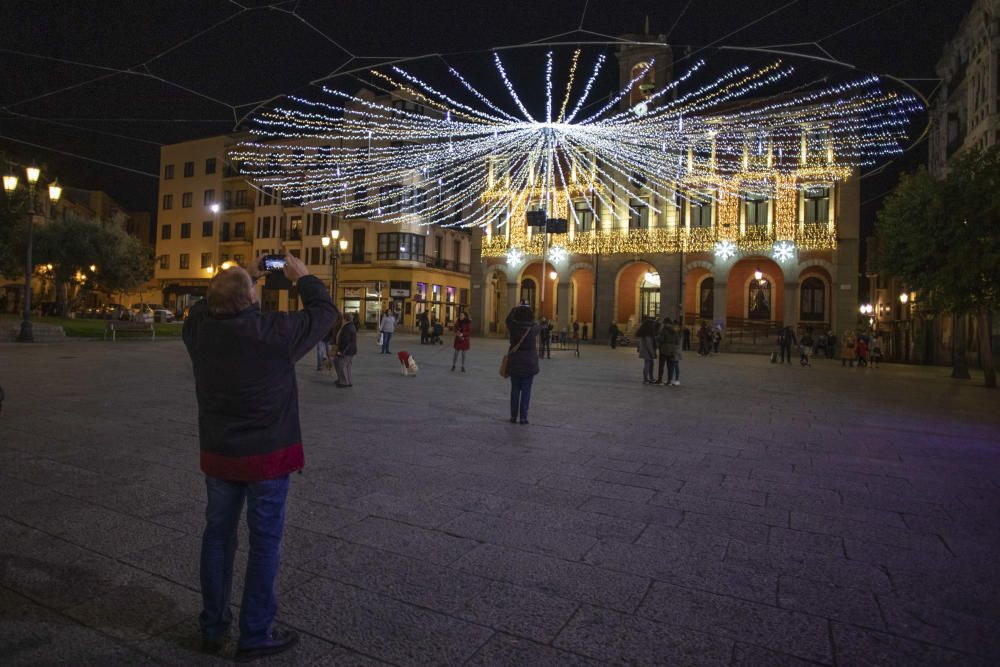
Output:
[
  {"xmin": 219, "ymin": 231, "xmax": 251, "ymax": 243},
  {"xmin": 223, "ymin": 200, "xmax": 253, "ymax": 211},
  {"xmin": 340, "ymin": 252, "xmax": 372, "ymax": 265}
]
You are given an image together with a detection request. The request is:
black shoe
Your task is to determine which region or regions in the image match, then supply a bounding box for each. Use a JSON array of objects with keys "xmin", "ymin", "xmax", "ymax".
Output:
[
  {"xmin": 235, "ymin": 629, "xmax": 299, "ymax": 663},
  {"xmin": 510, "ymin": 417, "xmax": 517, "ymax": 423},
  {"xmin": 335, "ymin": 382, "xmax": 346, "ymax": 388},
  {"xmin": 450, "ymin": 366, "xmax": 455, "ymax": 371},
  {"xmin": 520, "ymin": 418, "xmax": 529, "ymax": 424},
  {"xmin": 461, "ymin": 367, "xmax": 466, "ymax": 372},
  {"xmin": 200, "ymin": 636, "xmax": 226, "ymax": 654},
  {"xmin": 652, "ymin": 380, "xmax": 662, "ymax": 385}
]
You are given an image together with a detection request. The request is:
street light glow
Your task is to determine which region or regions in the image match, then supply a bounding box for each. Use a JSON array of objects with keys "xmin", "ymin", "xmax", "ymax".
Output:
[
  {"xmin": 210, "ymin": 203, "xmax": 220, "ymax": 213},
  {"xmin": 321, "ymin": 236, "xmax": 331, "ymax": 247},
  {"xmin": 48, "ymin": 181, "xmax": 62, "ymax": 202},
  {"xmin": 25, "ymin": 165, "xmax": 40, "ymax": 184},
  {"xmin": 338, "ymin": 239, "xmax": 348, "ymax": 251},
  {"xmin": 899, "ymin": 292, "xmax": 909, "ymax": 304},
  {"xmin": 331, "ymin": 229, "xmax": 340, "ymax": 240},
  {"xmin": 3, "ymin": 174, "xmax": 17, "ymax": 193}
]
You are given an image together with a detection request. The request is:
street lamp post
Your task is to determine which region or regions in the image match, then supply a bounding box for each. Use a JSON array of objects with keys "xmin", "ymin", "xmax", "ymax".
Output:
[{"xmin": 4, "ymin": 165, "xmax": 61, "ymax": 342}]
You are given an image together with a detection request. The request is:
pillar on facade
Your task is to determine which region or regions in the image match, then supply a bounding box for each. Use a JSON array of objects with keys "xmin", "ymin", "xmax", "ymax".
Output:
[
  {"xmin": 506, "ymin": 281, "xmax": 519, "ymax": 317},
  {"xmin": 712, "ymin": 280, "xmax": 728, "ymax": 326},
  {"xmin": 556, "ymin": 281, "xmax": 571, "ymax": 332},
  {"xmin": 784, "ymin": 281, "xmax": 799, "ymax": 327}
]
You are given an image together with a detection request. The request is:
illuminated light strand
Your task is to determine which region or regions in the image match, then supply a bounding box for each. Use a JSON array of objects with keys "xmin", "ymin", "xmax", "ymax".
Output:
[
  {"xmin": 494, "ymin": 52, "xmax": 535, "ymax": 122},
  {"xmin": 556, "ymin": 48, "xmax": 581, "ymax": 123},
  {"xmin": 564, "ymin": 53, "xmax": 607, "ymax": 123}
]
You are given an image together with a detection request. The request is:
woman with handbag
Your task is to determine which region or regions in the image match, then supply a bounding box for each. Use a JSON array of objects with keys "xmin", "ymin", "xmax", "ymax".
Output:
[
  {"xmin": 503, "ymin": 305, "xmax": 540, "ymax": 424},
  {"xmin": 451, "ymin": 311, "xmax": 472, "ymax": 372}
]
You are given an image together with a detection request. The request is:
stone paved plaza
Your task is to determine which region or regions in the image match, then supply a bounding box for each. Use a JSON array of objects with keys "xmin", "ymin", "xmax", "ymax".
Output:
[{"xmin": 1, "ymin": 333, "xmax": 999, "ymax": 666}]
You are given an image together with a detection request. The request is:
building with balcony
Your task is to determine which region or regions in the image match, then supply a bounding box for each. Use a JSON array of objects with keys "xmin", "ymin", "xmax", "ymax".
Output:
[
  {"xmin": 154, "ymin": 133, "xmax": 471, "ymax": 323},
  {"xmin": 470, "ymin": 37, "xmax": 860, "ymax": 341}
]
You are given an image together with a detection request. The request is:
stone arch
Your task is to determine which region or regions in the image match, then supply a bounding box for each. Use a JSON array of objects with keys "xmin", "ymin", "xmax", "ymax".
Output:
[
  {"xmin": 790, "ymin": 257, "xmax": 836, "ymax": 281},
  {"xmin": 614, "ymin": 259, "xmax": 659, "ymax": 329},
  {"xmin": 684, "ymin": 259, "xmax": 715, "ymax": 274},
  {"xmin": 727, "ymin": 257, "xmax": 785, "ymax": 322},
  {"xmin": 798, "ymin": 265, "xmax": 833, "ymax": 329}
]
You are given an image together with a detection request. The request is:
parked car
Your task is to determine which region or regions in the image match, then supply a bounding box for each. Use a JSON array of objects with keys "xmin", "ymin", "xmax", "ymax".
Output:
[
  {"xmin": 130, "ymin": 304, "xmax": 155, "ymax": 324},
  {"xmin": 153, "ymin": 308, "xmax": 174, "ymax": 323}
]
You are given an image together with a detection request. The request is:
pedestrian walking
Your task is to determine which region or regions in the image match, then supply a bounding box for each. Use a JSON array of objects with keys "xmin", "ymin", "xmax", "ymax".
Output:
[
  {"xmin": 451, "ymin": 311, "xmax": 471, "ymax": 372},
  {"xmin": 182, "ymin": 254, "xmax": 336, "ymax": 661},
  {"xmin": 505, "ymin": 305, "xmax": 540, "ymax": 424},
  {"xmin": 636, "ymin": 318, "xmax": 658, "ymax": 384},
  {"xmin": 841, "ymin": 329, "xmax": 856, "ymax": 367},
  {"xmin": 656, "ymin": 317, "xmax": 680, "ymax": 385},
  {"xmin": 581, "ymin": 322, "xmax": 589, "ymax": 340},
  {"xmin": 856, "ymin": 336, "xmax": 869, "ymax": 367},
  {"xmin": 682, "ymin": 324, "xmax": 691, "ymax": 351},
  {"xmin": 572, "ymin": 320, "xmax": 580, "ymax": 339},
  {"xmin": 379, "ymin": 309, "xmax": 396, "ymax": 354},
  {"xmin": 712, "ymin": 324, "xmax": 722, "ymax": 353},
  {"xmin": 800, "ymin": 331, "xmax": 813, "ymax": 366},
  {"xmin": 333, "ymin": 312, "xmax": 358, "ymax": 387},
  {"xmin": 697, "ymin": 322, "xmax": 711, "ymax": 356},
  {"xmin": 418, "ymin": 311, "xmax": 430, "ymax": 344},
  {"xmin": 608, "ymin": 322, "xmax": 621, "ymax": 349},
  {"xmin": 870, "ymin": 333, "xmax": 884, "ymax": 368}
]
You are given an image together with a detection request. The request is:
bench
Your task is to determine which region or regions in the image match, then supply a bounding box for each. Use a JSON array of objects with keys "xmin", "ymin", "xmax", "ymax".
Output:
[
  {"xmin": 104, "ymin": 320, "xmax": 155, "ymax": 341},
  {"xmin": 547, "ymin": 332, "xmax": 581, "ymax": 357}
]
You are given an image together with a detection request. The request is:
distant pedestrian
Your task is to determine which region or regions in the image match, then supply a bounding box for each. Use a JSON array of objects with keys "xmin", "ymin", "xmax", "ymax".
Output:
[
  {"xmin": 870, "ymin": 333, "xmax": 884, "ymax": 368},
  {"xmin": 334, "ymin": 312, "xmax": 357, "ymax": 388},
  {"xmin": 826, "ymin": 330, "xmax": 837, "ymax": 359},
  {"xmin": 670, "ymin": 346, "xmax": 682, "ymax": 386},
  {"xmin": 800, "ymin": 331, "xmax": 813, "ymax": 367},
  {"xmin": 418, "ymin": 311, "xmax": 430, "ymax": 344},
  {"xmin": 815, "ymin": 332, "xmax": 828, "ymax": 359},
  {"xmin": 656, "ymin": 317, "xmax": 679, "ymax": 385},
  {"xmin": 856, "ymin": 336, "xmax": 869, "ymax": 367},
  {"xmin": 451, "ymin": 311, "xmax": 471, "ymax": 372},
  {"xmin": 682, "ymin": 324, "xmax": 691, "ymax": 351},
  {"xmin": 572, "ymin": 320, "xmax": 580, "ymax": 339},
  {"xmin": 582, "ymin": 323, "xmax": 589, "ymax": 340},
  {"xmin": 379, "ymin": 309, "xmax": 396, "ymax": 354},
  {"xmin": 712, "ymin": 324, "xmax": 722, "ymax": 353},
  {"xmin": 841, "ymin": 329, "xmax": 856, "ymax": 367},
  {"xmin": 636, "ymin": 318, "xmax": 658, "ymax": 384},
  {"xmin": 505, "ymin": 305, "xmax": 540, "ymax": 424},
  {"xmin": 538, "ymin": 318, "xmax": 552, "ymax": 358},
  {"xmin": 697, "ymin": 322, "xmax": 711, "ymax": 356},
  {"xmin": 608, "ymin": 322, "xmax": 621, "ymax": 349}
]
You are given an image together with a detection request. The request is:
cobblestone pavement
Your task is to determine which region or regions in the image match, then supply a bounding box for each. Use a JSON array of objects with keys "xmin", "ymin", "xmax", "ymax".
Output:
[{"xmin": 1, "ymin": 333, "xmax": 999, "ymax": 666}]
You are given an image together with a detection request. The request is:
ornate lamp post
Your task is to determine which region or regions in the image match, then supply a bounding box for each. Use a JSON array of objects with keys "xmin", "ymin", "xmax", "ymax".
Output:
[
  {"xmin": 3, "ymin": 165, "xmax": 61, "ymax": 342},
  {"xmin": 321, "ymin": 228, "xmax": 348, "ymax": 309}
]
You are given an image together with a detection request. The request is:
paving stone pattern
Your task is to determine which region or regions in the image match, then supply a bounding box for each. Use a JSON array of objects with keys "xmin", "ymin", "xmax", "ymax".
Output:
[{"xmin": 1, "ymin": 334, "xmax": 999, "ymax": 665}]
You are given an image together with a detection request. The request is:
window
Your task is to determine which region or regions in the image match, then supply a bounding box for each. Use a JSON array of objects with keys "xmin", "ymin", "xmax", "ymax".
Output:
[
  {"xmin": 202, "ymin": 220, "xmax": 213, "ymax": 237},
  {"xmin": 183, "ymin": 161, "xmax": 194, "ymax": 177},
  {"xmin": 201, "ymin": 253, "xmax": 212, "ymax": 269},
  {"xmin": 744, "ymin": 193, "xmax": 768, "ymax": 227},
  {"xmin": 180, "ymin": 223, "xmax": 191, "ymax": 238},
  {"xmin": 460, "ymin": 288, "xmax": 469, "ymax": 304},
  {"xmin": 640, "ymin": 273, "xmax": 660, "ymax": 319},
  {"xmin": 162, "ymin": 194, "xmax": 173, "ymax": 210},
  {"xmin": 377, "ymin": 232, "xmax": 425, "ymax": 260},
  {"xmin": 223, "ymin": 190, "xmax": 232, "ymax": 208},
  {"xmin": 288, "ymin": 215, "xmax": 302, "ymax": 241},
  {"xmin": 309, "ymin": 213, "xmax": 324, "ymax": 236},
  {"xmin": 574, "ymin": 200, "xmax": 593, "ymax": 232},
  {"xmin": 308, "ymin": 247, "xmax": 323, "ymax": 265},
  {"xmin": 800, "ymin": 277, "xmax": 826, "ymax": 321},
  {"xmin": 520, "ymin": 278, "xmax": 536, "ymax": 309},
  {"xmin": 159, "ymin": 254, "xmax": 170, "ymax": 270},
  {"xmin": 699, "ymin": 278, "xmax": 714, "ymax": 319},
  {"xmin": 629, "ymin": 198, "xmax": 650, "ymax": 229},
  {"xmin": 219, "ymin": 253, "xmax": 229, "ymax": 262},
  {"xmin": 804, "ymin": 187, "xmax": 830, "ymax": 223},
  {"xmin": 689, "ymin": 196, "xmax": 713, "ymax": 228},
  {"xmin": 234, "ymin": 221, "xmax": 246, "ymax": 239},
  {"xmin": 205, "ymin": 158, "xmax": 216, "ymax": 174},
  {"xmin": 453, "ymin": 239, "xmax": 462, "ymax": 263},
  {"xmin": 203, "ymin": 189, "xmax": 215, "ymax": 206},
  {"xmin": 235, "ymin": 189, "xmax": 247, "ymax": 207},
  {"xmin": 161, "ymin": 224, "xmax": 171, "ymax": 240},
  {"xmin": 748, "ymin": 277, "xmax": 771, "ymax": 320},
  {"xmin": 182, "ymin": 192, "xmax": 193, "ymax": 208},
  {"xmin": 233, "ymin": 254, "xmax": 244, "ymax": 266},
  {"xmin": 180, "ymin": 253, "xmax": 190, "ymax": 269},
  {"xmin": 258, "ymin": 216, "xmax": 272, "ymax": 238},
  {"xmin": 352, "ymin": 228, "xmax": 365, "ymax": 261},
  {"xmin": 164, "ymin": 164, "xmax": 174, "ymax": 180}
]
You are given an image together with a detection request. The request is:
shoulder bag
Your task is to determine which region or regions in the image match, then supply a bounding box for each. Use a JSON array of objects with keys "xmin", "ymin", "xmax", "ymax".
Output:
[{"xmin": 499, "ymin": 327, "xmax": 532, "ymax": 378}]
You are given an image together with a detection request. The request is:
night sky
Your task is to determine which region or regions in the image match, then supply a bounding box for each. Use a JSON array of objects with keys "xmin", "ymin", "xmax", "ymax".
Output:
[{"xmin": 0, "ymin": 0, "xmax": 973, "ymax": 235}]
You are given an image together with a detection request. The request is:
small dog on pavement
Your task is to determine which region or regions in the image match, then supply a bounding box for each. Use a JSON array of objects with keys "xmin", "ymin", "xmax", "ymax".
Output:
[{"xmin": 397, "ymin": 351, "xmax": 418, "ymax": 376}]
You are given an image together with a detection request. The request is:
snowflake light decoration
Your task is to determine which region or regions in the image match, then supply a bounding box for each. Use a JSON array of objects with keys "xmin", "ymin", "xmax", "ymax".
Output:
[
  {"xmin": 547, "ymin": 245, "xmax": 567, "ymax": 263},
  {"xmin": 506, "ymin": 247, "xmax": 524, "ymax": 266},
  {"xmin": 714, "ymin": 240, "xmax": 737, "ymax": 261},
  {"xmin": 232, "ymin": 49, "xmax": 921, "ymax": 236},
  {"xmin": 772, "ymin": 240, "xmax": 796, "ymax": 262}
]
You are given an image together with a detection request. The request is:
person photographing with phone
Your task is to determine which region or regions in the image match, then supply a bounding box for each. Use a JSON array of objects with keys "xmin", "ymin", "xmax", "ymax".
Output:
[{"xmin": 182, "ymin": 253, "xmax": 337, "ymax": 662}]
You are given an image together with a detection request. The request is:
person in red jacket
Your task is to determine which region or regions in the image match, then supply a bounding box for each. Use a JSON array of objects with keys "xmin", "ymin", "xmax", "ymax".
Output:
[
  {"xmin": 183, "ymin": 254, "xmax": 337, "ymax": 661},
  {"xmin": 451, "ymin": 311, "xmax": 472, "ymax": 372}
]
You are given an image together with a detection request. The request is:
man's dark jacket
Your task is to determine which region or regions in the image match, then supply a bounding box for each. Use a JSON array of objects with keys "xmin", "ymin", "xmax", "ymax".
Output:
[{"xmin": 183, "ymin": 275, "xmax": 338, "ymax": 481}]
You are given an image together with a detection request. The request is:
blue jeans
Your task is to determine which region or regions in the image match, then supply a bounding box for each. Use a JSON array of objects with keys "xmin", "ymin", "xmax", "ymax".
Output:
[
  {"xmin": 380, "ymin": 331, "xmax": 392, "ymax": 354},
  {"xmin": 200, "ymin": 475, "xmax": 289, "ymax": 648},
  {"xmin": 315, "ymin": 341, "xmax": 328, "ymax": 369},
  {"xmin": 510, "ymin": 374, "xmax": 534, "ymax": 421}
]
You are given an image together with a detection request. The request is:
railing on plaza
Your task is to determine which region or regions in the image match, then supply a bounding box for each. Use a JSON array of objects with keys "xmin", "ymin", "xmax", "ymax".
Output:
[
  {"xmin": 548, "ymin": 331, "xmax": 581, "ymax": 357},
  {"xmin": 724, "ymin": 317, "xmax": 784, "ymax": 344}
]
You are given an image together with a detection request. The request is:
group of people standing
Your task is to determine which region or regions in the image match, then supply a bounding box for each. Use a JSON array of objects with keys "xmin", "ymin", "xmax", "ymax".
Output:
[
  {"xmin": 316, "ymin": 312, "xmax": 359, "ymax": 388},
  {"xmin": 635, "ymin": 317, "xmax": 683, "ymax": 386},
  {"xmin": 775, "ymin": 326, "xmax": 884, "ymax": 368}
]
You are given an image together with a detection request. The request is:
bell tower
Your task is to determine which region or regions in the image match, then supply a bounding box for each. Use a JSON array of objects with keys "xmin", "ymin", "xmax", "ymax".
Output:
[{"xmin": 615, "ymin": 19, "xmax": 673, "ymax": 115}]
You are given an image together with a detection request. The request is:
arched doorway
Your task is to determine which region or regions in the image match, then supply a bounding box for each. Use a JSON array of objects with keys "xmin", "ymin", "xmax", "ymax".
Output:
[
  {"xmin": 486, "ymin": 269, "xmax": 507, "ymax": 333},
  {"xmin": 726, "ymin": 258, "xmax": 784, "ymax": 324},
  {"xmin": 571, "ymin": 267, "xmax": 594, "ymax": 330},
  {"xmin": 616, "ymin": 260, "xmax": 657, "ymax": 332},
  {"xmin": 520, "ymin": 277, "xmax": 537, "ymax": 312}
]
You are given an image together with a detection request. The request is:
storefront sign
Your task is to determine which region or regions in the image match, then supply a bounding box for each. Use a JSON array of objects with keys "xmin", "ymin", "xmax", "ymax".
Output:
[
  {"xmin": 390, "ymin": 288, "xmax": 410, "ymax": 297},
  {"xmin": 343, "ymin": 287, "xmax": 363, "ymax": 298}
]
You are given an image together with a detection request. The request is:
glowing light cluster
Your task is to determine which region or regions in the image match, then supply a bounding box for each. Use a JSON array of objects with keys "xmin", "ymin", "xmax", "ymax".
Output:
[{"xmin": 232, "ymin": 50, "xmax": 921, "ymax": 237}]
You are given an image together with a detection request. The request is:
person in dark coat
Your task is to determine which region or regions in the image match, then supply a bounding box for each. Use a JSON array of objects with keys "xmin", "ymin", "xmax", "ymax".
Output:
[
  {"xmin": 581, "ymin": 322, "xmax": 588, "ymax": 340},
  {"xmin": 334, "ymin": 312, "xmax": 358, "ymax": 387},
  {"xmin": 451, "ymin": 311, "xmax": 471, "ymax": 371},
  {"xmin": 608, "ymin": 322, "xmax": 621, "ymax": 348},
  {"xmin": 506, "ymin": 305, "xmax": 540, "ymax": 424},
  {"xmin": 182, "ymin": 254, "xmax": 336, "ymax": 661},
  {"xmin": 418, "ymin": 311, "xmax": 430, "ymax": 344},
  {"xmin": 636, "ymin": 318, "xmax": 659, "ymax": 384},
  {"xmin": 777, "ymin": 325, "xmax": 797, "ymax": 364}
]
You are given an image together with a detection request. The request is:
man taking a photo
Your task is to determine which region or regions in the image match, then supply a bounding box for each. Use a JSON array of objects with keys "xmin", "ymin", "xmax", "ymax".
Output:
[{"xmin": 183, "ymin": 253, "xmax": 337, "ymax": 662}]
